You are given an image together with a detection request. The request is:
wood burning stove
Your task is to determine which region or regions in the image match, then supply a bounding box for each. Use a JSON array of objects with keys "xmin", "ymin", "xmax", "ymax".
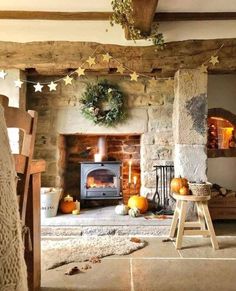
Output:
[{"xmin": 80, "ymin": 161, "xmax": 122, "ymax": 205}]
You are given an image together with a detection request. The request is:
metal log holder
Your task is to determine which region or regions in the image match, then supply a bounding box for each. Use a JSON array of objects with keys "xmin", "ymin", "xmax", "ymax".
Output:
[{"xmin": 153, "ymin": 165, "xmax": 175, "ymax": 215}]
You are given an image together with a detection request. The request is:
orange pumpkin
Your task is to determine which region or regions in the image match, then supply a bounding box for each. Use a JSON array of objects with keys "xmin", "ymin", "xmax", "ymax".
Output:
[
  {"xmin": 60, "ymin": 195, "xmax": 76, "ymax": 214},
  {"xmin": 128, "ymin": 195, "xmax": 148, "ymax": 214},
  {"xmin": 171, "ymin": 177, "xmax": 188, "ymax": 193},
  {"xmin": 179, "ymin": 186, "xmax": 190, "ymax": 195}
]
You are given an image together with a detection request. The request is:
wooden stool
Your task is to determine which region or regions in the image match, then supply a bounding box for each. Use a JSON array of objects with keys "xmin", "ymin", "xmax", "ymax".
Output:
[{"xmin": 169, "ymin": 194, "xmax": 219, "ymax": 250}]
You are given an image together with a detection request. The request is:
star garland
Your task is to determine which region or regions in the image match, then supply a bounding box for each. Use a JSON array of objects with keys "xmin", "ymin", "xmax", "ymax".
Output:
[{"xmin": 0, "ymin": 44, "xmax": 224, "ymax": 93}]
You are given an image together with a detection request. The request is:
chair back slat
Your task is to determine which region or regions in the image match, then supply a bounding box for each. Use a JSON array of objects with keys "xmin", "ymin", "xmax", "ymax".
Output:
[{"xmin": 0, "ymin": 94, "xmax": 38, "ymax": 225}]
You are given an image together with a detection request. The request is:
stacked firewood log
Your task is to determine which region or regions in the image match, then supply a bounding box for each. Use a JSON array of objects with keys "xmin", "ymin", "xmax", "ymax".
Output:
[{"xmin": 211, "ymin": 183, "xmax": 236, "ymax": 198}]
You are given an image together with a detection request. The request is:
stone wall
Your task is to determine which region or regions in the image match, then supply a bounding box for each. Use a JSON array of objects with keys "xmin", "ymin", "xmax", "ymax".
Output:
[{"xmin": 27, "ymin": 75, "xmax": 174, "ymax": 198}]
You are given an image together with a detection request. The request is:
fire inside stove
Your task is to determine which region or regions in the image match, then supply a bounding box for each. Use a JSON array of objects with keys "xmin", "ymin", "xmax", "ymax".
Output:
[{"xmin": 86, "ymin": 169, "xmax": 118, "ymax": 189}]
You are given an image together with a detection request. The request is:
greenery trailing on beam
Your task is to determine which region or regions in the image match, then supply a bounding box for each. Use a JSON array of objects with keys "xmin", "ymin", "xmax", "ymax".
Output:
[{"xmin": 110, "ymin": 0, "xmax": 165, "ymax": 49}]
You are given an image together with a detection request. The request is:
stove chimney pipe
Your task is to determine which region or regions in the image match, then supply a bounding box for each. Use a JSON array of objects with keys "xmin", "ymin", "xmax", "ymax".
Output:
[{"xmin": 97, "ymin": 136, "xmax": 107, "ymax": 160}]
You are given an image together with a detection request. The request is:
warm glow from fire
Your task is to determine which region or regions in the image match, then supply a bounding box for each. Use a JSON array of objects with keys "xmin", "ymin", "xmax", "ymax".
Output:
[
  {"xmin": 86, "ymin": 176, "xmax": 116, "ymax": 188},
  {"xmin": 208, "ymin": 116, "xmax": 235, "ymax": 149},
  {"xmin": 220, "ymin": 127, "xmax": 234, "ymax": 149}
]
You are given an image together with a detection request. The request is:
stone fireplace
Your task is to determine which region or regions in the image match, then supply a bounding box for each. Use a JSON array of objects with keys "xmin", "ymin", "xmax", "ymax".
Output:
[{"xmin": 27, "ymin": 74, "xmax": 174, "ymax": 204}]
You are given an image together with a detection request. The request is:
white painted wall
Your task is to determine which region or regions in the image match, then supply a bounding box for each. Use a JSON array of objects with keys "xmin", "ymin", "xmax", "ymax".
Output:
[
  {"xmin": 0, "ymin": 20, "xmax": 236, "ymax": 44},
  {"xmin": 207, "ymin": 74, "xmax": 236, "ymax": 190},
  {"xmin": 0, "ymin": 69, "xmax": 22, "ymax": 153}
]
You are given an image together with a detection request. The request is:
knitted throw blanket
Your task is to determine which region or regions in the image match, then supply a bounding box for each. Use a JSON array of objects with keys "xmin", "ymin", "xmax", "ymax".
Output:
[{"xmin": 0, "ymin": 105, "xmax": 28, "ymax": 291}]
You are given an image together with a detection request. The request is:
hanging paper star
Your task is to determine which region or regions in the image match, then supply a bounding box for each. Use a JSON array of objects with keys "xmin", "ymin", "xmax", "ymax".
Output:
[
  {"xmin": 102, "ymin": 53, "xmax": 112, "ymax": 62},
  {"xmin": 199, "ymin": 64, "xmax": 208, "ymax": 73},
  {"xmin": 209, "ymin": 56, "xmax": 219, "ymax": 66},
  {"xmin": 14, "ymin": 79, "xmax": 24, "ymax": 88},
  {"xmin": 86, "ymin": 56, "xmax": 96, "ymax": 67},
  {"xmin": 63, "ymin": 75, "xmax": 73, "ymax": 85},
  {"xmin": 116, "ymin": 65, "xmax": 125, "ymax": 74},
  {"xmin": 0, "ymin": 70, "xmax": 7, "ymax": 79},
  {"xmin": 48, "ymin": 81, "xmax": 57, "ymax": 91},
  {"xmin": 130, "ymin": 72, "xmax": 139, "ymax": 82},
  {"xmin": 76, "ymin": 67, "xmax": 85, "ymax": 76},
  {"xmin": 33, "ymin": 82, "xmax": 43, "ymax": 92},
  {"xmin": 149, "ymin": 77, "xmax": 156, "ymax": 86}
]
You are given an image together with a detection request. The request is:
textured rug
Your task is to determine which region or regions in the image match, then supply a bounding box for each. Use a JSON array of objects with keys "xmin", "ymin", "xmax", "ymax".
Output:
[{"xmin": 42, "ymin": 236, "xmax": 146, "ymax": 270}]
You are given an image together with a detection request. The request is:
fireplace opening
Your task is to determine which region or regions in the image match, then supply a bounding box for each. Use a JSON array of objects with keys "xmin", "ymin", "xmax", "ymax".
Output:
[{"xmin": 59, "ymin": 134, "xmax": 141, "ymax": 207}]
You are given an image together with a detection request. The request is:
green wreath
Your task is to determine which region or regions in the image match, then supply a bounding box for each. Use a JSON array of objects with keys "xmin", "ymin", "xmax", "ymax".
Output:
[{"xmin": 80, "ymin": 80, "xmax": 126, "ymax": 127}]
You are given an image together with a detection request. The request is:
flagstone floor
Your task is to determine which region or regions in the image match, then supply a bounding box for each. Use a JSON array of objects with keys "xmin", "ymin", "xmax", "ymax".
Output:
[{"xmin": 41, "ymin": 221, "xmax": 236, "ymax": 291}]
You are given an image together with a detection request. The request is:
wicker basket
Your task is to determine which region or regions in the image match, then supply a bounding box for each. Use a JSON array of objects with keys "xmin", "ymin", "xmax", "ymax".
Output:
[{"xmin": 188, "ymin": 182, "xmax": 212, "ymax": 196}]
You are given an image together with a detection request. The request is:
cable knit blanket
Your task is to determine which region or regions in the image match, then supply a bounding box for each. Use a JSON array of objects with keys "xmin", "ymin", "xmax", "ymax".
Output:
[{"xmin": 0, "ymin": 104, "xmax": 28, "ymax": 291}]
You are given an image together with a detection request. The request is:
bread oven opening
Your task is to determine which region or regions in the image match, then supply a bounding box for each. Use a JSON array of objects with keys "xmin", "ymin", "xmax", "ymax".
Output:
[{"xmin": 208, "ymin": 117, "xmax": 235, "ymax": 149}]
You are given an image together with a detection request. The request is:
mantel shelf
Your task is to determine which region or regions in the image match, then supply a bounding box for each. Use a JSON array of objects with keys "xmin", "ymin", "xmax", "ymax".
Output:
[{"xmin": 208, "ymin": 148, "xmax": 236, "ymax": 158}]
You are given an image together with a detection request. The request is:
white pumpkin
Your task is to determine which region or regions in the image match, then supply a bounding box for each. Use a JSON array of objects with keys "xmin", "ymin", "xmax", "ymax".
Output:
[
  {"xmin": 115, "ymin": 204, "xmax": 129, "ymax": 215},
  {"xmin": 128, "ymin": 207, "xmax": 140, "ymax": 218}
]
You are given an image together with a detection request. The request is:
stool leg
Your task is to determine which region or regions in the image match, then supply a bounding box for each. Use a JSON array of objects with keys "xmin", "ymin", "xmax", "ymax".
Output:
[
  {"xmin": 169, "ymin": 200, "xmax": 181, "ymax": 238},
  {"xmin": 196, "ymin": 202, "xmax": 207, "ymax": 237},
  {"xmin": 176, "ymin": 201, "xmax": 187, "ymax": 250},
  {"xmin": 201, "ymin": 202, "xmax": 219, "ymax": 250}
]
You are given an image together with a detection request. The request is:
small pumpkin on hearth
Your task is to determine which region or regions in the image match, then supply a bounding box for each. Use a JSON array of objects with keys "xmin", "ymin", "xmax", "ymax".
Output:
[
  {"xmin": 60, "ymin": 194, "xmax": 76, "ymax": 214},
  {"xmin": 170, "ymin": 177, "xmax": 188, "ymax": 193},
  {"xmin": 128, "ymin": 195, "xmax": 148, "ymax": 214},
  {"xmin": 115, "ymin": 204, "xmax": 129, "ymax": 215},
  {"xmin": 179, "ymin": 186, "xmax": 190, "ymax": 195},
  {"xmin": 128, "ymin": 207, "xmax": 140, "ymax": 218}
]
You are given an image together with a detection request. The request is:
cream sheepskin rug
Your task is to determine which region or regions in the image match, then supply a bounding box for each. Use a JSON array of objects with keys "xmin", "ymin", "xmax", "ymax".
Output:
[{"xmin": 42, "ymin": 236, "xmax": 145, "ymax": 270}]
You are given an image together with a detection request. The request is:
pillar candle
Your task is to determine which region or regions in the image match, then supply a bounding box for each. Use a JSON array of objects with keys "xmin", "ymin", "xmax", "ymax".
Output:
[
  {"xmin": 133, "ymin": 176, "xmax": 137, "ymax": 186},
  {"xmin": 75, "ymin": 200, "xmax": 80, "ymax": 212},
  {"xmin": 128, "ymin": 160, "xmax": 132, "ymax": 184}
]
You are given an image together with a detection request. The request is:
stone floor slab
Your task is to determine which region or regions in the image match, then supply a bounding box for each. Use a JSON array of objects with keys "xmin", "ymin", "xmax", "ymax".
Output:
[
  {"xmin": 178, "ymin": 236, "xmax": 236, "ymax": 258},
  {"xmin": 125, "ymin": 237, "xmax": 180, "ymax": 258},
  {"xmin": 41, "ymin": 258, "xmax": 131, "ymax": 291},
  {"xmin": 132, "ymin": 258, "xmax": 236, "ymax": 291}
]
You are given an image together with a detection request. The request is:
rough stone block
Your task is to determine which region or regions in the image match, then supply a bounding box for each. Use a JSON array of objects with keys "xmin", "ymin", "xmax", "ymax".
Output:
[
  {"xmin": 144, "ymin": 145, "xmax": 172, "ymax": 161},
  {"xmin": 141, "ymin": 133, "xmax": 155, "ymax": 145},
  {"xmin": 142, "ymin": 171, "xmax": 156, "ymax": 188},
  {"xmin": 119, "ymin": 79, "xmax": 145, "ymax": 94},
  {"xmin": 56, "ymin": 108, "xmax": 148, "ymax": 134},
  {"xmin": 154, "ymin": 131, "xmax": 173, "ymax": 146},
  {"xmin": 173, "ymin": 69, "xmax": 208, "ymax": 145},
  {"xmin": 148, "ymin": 105, "xmax": 173, "ymax": 132},
  {"xmin": 47, "ymin": 162, "xmax": 57, "ymax": 175},
  {"xmin": 174, "ymin": 144, "xmax": 207, "ymax": 182}
]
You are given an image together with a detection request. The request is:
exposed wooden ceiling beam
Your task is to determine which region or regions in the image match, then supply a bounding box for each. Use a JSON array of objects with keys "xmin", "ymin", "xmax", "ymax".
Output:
[
  {"xmin": 0, "ymin": 39, "xmax": 235, "ymax": 77},
  {"xmin": 0, "ymin": 11, "xmax": 112, "ymax": 21},
  {"xmin": 131, "ymin": 0, "xmax": 159, "ymax": 35},
  {"xmin": 0, "ymin": 10, "xmax": 236, "ymax": 22},
  {"xmin": 154, "ymin": 12, "xmax": 236, "ymax": 21}
]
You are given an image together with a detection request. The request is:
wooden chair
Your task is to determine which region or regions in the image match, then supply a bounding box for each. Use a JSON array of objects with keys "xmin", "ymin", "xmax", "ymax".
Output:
[
  {"xmin": 0, "ymin": 95, "xmax": 37, "ymax": 226},
  {"xmin": 0, "ymin": 95, "xmax": 46, "ymax": 290},
  {"xmin": 169, "ymin": 193, "xmax": 219, "ymax": 250}
]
